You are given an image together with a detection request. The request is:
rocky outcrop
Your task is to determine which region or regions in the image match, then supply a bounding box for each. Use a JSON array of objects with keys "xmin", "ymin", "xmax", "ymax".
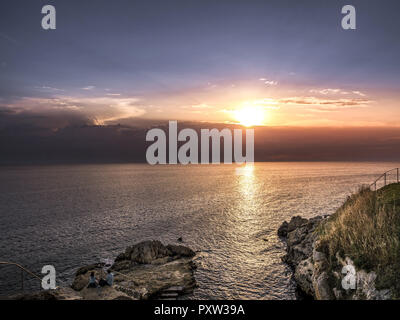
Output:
[
  {"xmin": 280, "ymin": 216, "xmax": 322, "ymax": 268},
  {"xmin": 278, "ymin": 216, "xmax": 393, "ymax": 300},
  {"xmin": 113, "ymin": 240, "xmax": 195, "ymax": 267},
  {"xmin": 11, "ymin": 240, "xmax": 196, "ymax": 300},
  {"xmin": 71, "ymin": 240, "xmax": 196, "ymax": 300}
]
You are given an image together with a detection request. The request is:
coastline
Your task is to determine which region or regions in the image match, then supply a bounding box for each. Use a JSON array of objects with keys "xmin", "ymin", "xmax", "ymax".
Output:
[{"xmin": 278, "ymin": 183, "xmax": 400, "ymax": 300}]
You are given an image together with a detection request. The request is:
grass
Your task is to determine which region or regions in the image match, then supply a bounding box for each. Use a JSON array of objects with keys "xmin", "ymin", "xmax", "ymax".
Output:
[{"xmin": 317, "ymin": 183, "xmax": 400, "ymax": 295}]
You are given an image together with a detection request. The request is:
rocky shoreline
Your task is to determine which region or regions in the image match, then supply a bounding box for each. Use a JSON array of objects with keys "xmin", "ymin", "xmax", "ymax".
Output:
[
  {"xmin": 8, "ymin": 214, "xmax": 396, "ymax": 300},
  {"xmin": 11, "ymin": 240, "xmax": 197, "ymax": 300},
  {"xmin": 278, "ymin": 216, "xmax": 393, "ymax": 300}
]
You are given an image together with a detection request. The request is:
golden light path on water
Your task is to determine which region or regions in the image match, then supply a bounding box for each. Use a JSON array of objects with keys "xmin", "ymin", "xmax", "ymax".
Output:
[{"xmin": 210, "ymin": 164, "xmax": 279, "ymax": 299}]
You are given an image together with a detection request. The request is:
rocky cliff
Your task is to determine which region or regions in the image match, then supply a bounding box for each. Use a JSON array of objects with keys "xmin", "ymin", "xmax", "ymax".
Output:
[{"xmin": 278, "ymin": 216, "xmax": 393, "ymax": 300}]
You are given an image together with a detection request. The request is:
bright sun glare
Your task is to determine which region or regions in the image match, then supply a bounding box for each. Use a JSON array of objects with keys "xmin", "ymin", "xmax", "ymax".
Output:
[{"xmin": 234, "ymin": 106, "xmax": 266, "ymax": 127}]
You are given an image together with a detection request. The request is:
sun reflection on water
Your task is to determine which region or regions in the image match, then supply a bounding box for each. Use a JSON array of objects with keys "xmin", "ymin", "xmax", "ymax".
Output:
[
  {"xmin": 213, "ymin": 164, "xmax": 270, "ymax": 298},
  {"xmin": 236, "ymin": 164, "xmax": 256, "ymax": 198}
]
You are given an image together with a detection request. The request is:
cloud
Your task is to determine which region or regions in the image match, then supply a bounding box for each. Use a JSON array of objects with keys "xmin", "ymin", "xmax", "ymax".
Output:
[
  {"xmin": 277, "ymin": 96, "xmax": 371, "ymax": 110},
  {"xmin": 259, "ymin": 78, "xmax": 277, "ymax": 85},
  {"xmin": 0, "ymin": 96, "xmax": 146, "ymax": 128},
  {"xmin": 352, "ymin": 91, "xmax": 366, "ymax": 97},
  {"xmin": 309, "ymin": 88, "xmax": 367, "ymax": 97},
  {"xmin": 81, "ymin": 86, "xmax": 96, "ymax": 90},
  {"xmin": 35, "ymin": 86, "xmax": 65, "ymax": 92},
  {"xmin": 0, "ymin": 105, "xmax": 91, "ymax": 131},
  {"xmin": 2, "ymin": 122, "xmax": 400, "ymax": 164},
  {"xmin": 310, "ymin": 88, "xmax": 341, "ymax": 95}
]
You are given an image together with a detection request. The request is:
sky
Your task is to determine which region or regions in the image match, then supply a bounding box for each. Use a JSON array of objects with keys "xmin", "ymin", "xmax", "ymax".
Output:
[{"xmin": 0, "ymin": 0, "xmax": 400, "ymax": 163}]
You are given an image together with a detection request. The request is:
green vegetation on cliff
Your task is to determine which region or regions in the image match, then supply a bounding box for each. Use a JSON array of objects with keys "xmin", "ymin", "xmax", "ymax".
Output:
[{"xmin": 318, "ymin": 183, "xmax": 400, "ymax": 295}]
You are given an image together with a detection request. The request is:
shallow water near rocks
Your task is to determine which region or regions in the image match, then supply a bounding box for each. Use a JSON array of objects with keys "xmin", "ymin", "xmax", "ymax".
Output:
[{"xmin": 0, "ymin": 162, "xmax": 398, "ymax": 299}]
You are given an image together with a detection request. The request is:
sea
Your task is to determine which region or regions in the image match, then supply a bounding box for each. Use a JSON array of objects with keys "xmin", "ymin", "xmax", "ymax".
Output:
[{"xmin": 0, "ymin": 162, "xmax": 398, "ymax": 299}]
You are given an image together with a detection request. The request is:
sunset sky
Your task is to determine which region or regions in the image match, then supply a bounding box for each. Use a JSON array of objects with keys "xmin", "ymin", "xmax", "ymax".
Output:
[
  {"xmin": 1, "ymin": 0, "xmax": 399, "ymax": 128},
  {"xmin": 1, "ymin": 0, "xmax": 400, "ymax": 163}
]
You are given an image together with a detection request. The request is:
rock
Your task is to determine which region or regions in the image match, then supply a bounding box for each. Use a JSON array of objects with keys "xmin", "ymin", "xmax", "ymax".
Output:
[
  {"xmin": 284, "ymin": 242, "xmax": 313, "ymax": 268},
  {"xmin": 11, "ymin": 287, "xmax": 83, "ymax": 300},
  {"xmin": 294, "ymin": 258, "xmax": 314, "ymax": 296},
  {"xmin": 277, "ymin": 221, "xmax": 288, "ymax": 237},
  {"xmin": 75, "ymin": 240, "xmax": 197, "ymax": 300},
  {"xmin": 121, "ymin": 240, "xmax": 170, "ymax": 264},
  {"xmin": 281, "ymin": 216, "xmax": 322, "ymax": 268},
  {"xmin": 287, "ymin": 226, "xmax": 308, "ymax": 246},
  {"xmin": 312, "ymin": 245, "xmax": 329, "ymax": 273},
  {"xmin": 111, "ymin": 260, "xmax": 131, "ymax": 271},
  {"xmin": 75, "ymin": 263, "xmax": 104, "ymax": 276},
  {"xmin": 9, "ymin": 240, "xmax": 197, "ymax": 301},
  {"xmin": 333, "ymin": 287, "xmax": 343, "ymax": 299},
  {"xmin": 167, "ymin": 244, "xmax": 195, "ymax": 258},
  {"xmin": 150, "ymin": 256, "xmax": 173, "ymax": 265},
  {"xmin": 112, "ymin": 241, "xmax": 195, "ymax": 268},
  {"xmin": 280, "ymin": 215, "xmax": 333, "ymax": 299},
  {"xmin": 78, "ymin": 286, "xmax": 133, "ymax": 300},
  {"xmin": 312, "ymin": 249, "xmax": 326, "ymax": 263},
  {"xmin": 313, "ymin": 272, "xmax": 334, "ymax": 300},
  {"xmin": 287, "ymin": 216, "xmax": 309, "ymax": 233}
]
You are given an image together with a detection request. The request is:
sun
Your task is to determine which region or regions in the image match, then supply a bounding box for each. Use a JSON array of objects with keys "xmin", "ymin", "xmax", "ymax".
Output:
[{"xmin": 233, "ymin": 106, "xmax": 266, "ymax": 127}]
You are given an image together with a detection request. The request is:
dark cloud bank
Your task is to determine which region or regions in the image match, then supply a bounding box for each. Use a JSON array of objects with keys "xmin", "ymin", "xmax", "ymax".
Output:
[{"xmin": 1, "ymin": 109, "xmax": 400, "ymax": 164}]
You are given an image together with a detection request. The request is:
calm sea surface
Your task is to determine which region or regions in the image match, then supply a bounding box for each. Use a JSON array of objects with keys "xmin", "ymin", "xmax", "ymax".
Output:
[{"xmin": 0, "ymin": 162, "xmax": 399, "ymax": 299}]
